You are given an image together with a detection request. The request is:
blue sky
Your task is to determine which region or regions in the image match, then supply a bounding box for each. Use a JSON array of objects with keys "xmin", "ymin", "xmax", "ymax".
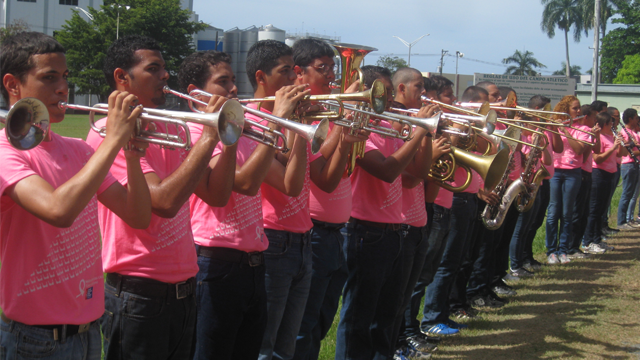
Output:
[{"xmin": 193, "ymin": 0, "xmax": 619, "ymax": 77}]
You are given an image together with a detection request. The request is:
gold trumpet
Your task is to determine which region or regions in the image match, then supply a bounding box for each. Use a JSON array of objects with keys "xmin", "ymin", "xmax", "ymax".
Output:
[
  {"xmin": 63, "ymin": 99, "xmax": 245, "ymax": 150},
  {"xmin": 239, "ymin": 80, "xmax": 387, "ymax": 120},
  {"xmin": 428, "ymin": 146, "xmax": 511, "ymax": 192},
  {"xmin": 0, "ymin": 97, "xmax": 49, "ymax": 150},
  {"xmin": 171, "ymin": 87, "xmax": 329, "ymax": 155}
]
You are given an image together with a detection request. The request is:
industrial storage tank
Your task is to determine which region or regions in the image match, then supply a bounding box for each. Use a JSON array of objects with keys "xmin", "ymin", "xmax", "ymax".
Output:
[
  {"xmin": 258, "ymin": 24, "xmax": 285, "ymax": 43},
  {"xmin": 223, "ymin": 27, "xmax": 241, "ymax": 76},
  {"xmin": 237, "ymin": 26, "xmax": 259, "ymax": 97}
]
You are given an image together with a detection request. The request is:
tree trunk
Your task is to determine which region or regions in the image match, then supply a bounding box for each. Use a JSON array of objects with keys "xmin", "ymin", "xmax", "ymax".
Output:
[{"xmin": 564, "ymin": 28, "xmax": 571, "ymax": 78}]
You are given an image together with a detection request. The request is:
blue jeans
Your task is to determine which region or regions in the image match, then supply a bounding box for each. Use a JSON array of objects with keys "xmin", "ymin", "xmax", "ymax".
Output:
[
  {"xmin": 602, "ymin": 164, "xmax": 620, "ymax": 227},
  {"xmin": 392, "ymin": 224, "xmax": 429, "ymax": 346},
  {"xmin": 629, "ymin": 170, "xmax": 640, "ymax": 222},
  {"xmin": 583, "ymin": 169, "xmax": 615, "ymax": 246},
  {"xmin": 509, "ymin": 190, "xmax": 541, "ymax": 270},
  {"xmin": 421, "ymin": 193, "xmax": 477, "ymax": 327},
  {"xmin": 464, "ymin": 200, "xmax": 501, "ymax": 299},
  {"xmin": 546, "ymin": 168, "xmax": 582, "ymax": 256},
  {"xmin": 403, "ymin": 204, "xmax": 450, "ymax": 340},
  {"xmin": 0, "ymin": 318, "xmax": 100, "ymax": 360},
  {"xmin": 101, "ymin": 275, "xmax": 197, "ymax": 360},
  {"xmin": 294, "ymin": 221, "xmax": 347, "ymax": 360},
  {"xmin": 193, "ymin": 247, "xmax": 267, "ymax": 360},
  {"xmin": 618, "ymin": 163, "xmax": 639, "ymax": 225},
  {"xmin": 335, "ymin": 221, "xmax": 404, "ymax": 360},
  {"xmin": 570, "ymin": 170, "xmax": 591, "ymax": 252},
  {"xmin": 523, "ymin": 179, "xmax": 550, "ymax": 261},
  {"xmin": 259, "ymin": 229, "xmax": 312, "ymax": 360}
]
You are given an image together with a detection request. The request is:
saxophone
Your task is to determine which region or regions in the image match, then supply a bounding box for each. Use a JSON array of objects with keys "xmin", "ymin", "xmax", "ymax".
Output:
[
  {"xmin": 481, "ymin": 127, "xmax": 525, "ymax": 230},
  {"xmin": 515, "ymin": 133, "xmax": 550, "ymax": 213}
]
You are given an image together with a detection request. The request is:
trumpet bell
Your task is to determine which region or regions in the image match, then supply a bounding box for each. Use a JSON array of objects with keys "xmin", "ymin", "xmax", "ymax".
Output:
[
  {"xmin": 309, "ymin": 118, "xmax": 330, "ymax": 155},
  {"xmin": 451, "ymin": 147, "xmax": 510, "ymax": 191},
  {"xmin": 370, "ymin": 80, "xmax": 387, "ymax": 114},
  {"xmin": 0, "ymin": 97, "xmax": 49, "ymax": 150},
  {"xmin": 216, "ymin": 100, "xmax": 245, "ymax": 146}
]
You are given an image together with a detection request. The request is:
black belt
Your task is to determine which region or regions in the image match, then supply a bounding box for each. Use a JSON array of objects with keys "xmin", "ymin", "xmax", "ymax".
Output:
[
  {"xmin": 0, "ymin": 313, "xmax": 92, "ymax": 341},
  {"xmin": 196, "ymin": 246, "xmax": 264, "ymax": 267},
  {"xmin": 105, "ymin": 273, "xmax": 195, "ymax": 300},
  {"xmin": 311, "ymin": 219, "xmax": 345, "ymax": 231},
  {"xmin": 348, "ymin": 217, "xmax": 402, "ymax": 231}
]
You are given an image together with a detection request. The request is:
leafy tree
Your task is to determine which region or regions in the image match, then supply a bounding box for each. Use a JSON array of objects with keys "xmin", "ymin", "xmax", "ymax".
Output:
[
  {"xmin": 0, "ymin": 19, "xmax": 30, "ymax": 43},
  {"xmin": 376, "ymin": 55, "xmax": 409, "ymax": 75},
  {"xmin": 552, "ymin": 62, "xmax": 583, "ymax": 76},
  {"xmin": 581, "ymin": 0, "xmax": 629, "ymax": 37},
  {"xmin": 613, "ymin": 54, "xmax": 640, "ymax": 83},
  {"xmin": 502, "ymin": 50, "xmax": 547, "ymax": 76},
  {"xmin": 55, "ymin": 0, "xmax": 206, "ymax": 102},
  {"xmin": 541, "ymin": 0, "xmax": 586, "ymax": 77},
  {"xmin": 600, "ymin": 0, "xmax": 640, "ymax": 82}
]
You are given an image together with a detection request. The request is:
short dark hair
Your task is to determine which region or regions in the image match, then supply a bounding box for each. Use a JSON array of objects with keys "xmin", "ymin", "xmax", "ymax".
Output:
[
  {"xmin": 607, "ymin": 107, "xmax": 619, "ymax": 117},
  {"xmin": 591, "ymin": 100, "xmax": 608, "ymax": 112},
  {"xmin": 292, "ymin": 39, "xmax": 334, "ymax": 67},
  {"xmin": 103, "ymin": 35, "xmax": 163, "ymax": 90},
  {"xmin": 392, "ymin": 67, "xmax": 421, "ymax": 89},
  {"xmin": 361, "ymin": 65, "xmax": 391, "ymax": 89},
  {"xmin": 581, "ymin": 104, "xmax": 594, "ymax": 117},
  {"xmin": 461, "ymin": 86, "xmax": 488, "ymax": 102},
  {"xmin": 423, "ymin": 77, "xmax": 436, "ymax": 93},
  {"xmin": 246, "ymin": 40, "xmax": 292, "ymax": 91},
  {"xmin": 528, "ymin": 95, "xmax": 550, "ymax": 109},
  {"xmin": 623, "ymin": 108, "xmax": 638, "ymax": 124},
  {"xmin": 498, "ymin": 86, "xmax": 515, "ymax": 100},
  {"xmin": 0, "ymin": 32, "xmax": 65, "ymax": 102},
  {"xmin": 178, "ymin": 51, "xmax": 232, "ymax": 93},
  {"xmin": 475, "ymin": 81, "xmax": 496, "ymax": 90},
  {"xmin": 596, "ymin": 111, "xmax": 612, "ymax": 128},
  {"xmin": 429, "ymin": 75, "xmax": 453, "ymax": 95}
]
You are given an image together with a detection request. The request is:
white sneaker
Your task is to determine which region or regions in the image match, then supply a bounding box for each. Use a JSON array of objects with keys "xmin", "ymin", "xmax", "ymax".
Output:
[{"xmin": 584, "ymin": 243, "xmax": 606, "ymax": 254}]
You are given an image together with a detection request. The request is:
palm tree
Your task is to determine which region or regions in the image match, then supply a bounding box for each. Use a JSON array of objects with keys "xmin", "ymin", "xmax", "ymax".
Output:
[
  {"xmin": 552, "ymin": 62, "xmax": 582, "ymax": 76},
  {"xmin": 502, "ymin": 50, "xmax": 547, "ymax": 76},
  {"xmin": 581, "ymin": 0, "xmax": 629, "ymax": 38},
  {"xmin": 541, "ymin": 0, "xmax": 586, "ymax": 77}
]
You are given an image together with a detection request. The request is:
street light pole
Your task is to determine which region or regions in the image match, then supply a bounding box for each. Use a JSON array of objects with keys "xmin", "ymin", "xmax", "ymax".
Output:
[
  {"xmin": 591, "ymin": 0, "xmax": 601, "ymax": 102},
  {"xmin": 392, "ymin": 34, "xmax": 429, "ymax": 67},
  {"xmin": 112, "ymin": 4, "xmax": 131, "ymax": 40},
  {"xmin": 439, "ymin": 50, "xmax": 449, "ymax": 75},
  {"xmin": 455, "ymin": 51, "xmax": 464, "ymax": 99}
]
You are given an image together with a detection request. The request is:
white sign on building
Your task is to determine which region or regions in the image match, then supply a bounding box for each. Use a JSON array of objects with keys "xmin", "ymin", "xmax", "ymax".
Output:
[{"xmin": 474, "ymin": 73, "xmax": 576, "ymax": 108}]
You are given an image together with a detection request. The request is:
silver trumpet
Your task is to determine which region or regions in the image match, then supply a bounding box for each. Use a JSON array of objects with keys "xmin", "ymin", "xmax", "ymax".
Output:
[
  {"xmin": 388, "ymin": 107, "xmax": 473, "ymax": 137},
  {"xmin": 61, "ymin": 99, "xmax": 245, "ymax": 150},
  {"xmin": 168, "ymin": 87, "xmax": 329, "ymax": 155},
  {"xmin": 0, "ymin": 97, "xmax": 50, "ymax": 150}
]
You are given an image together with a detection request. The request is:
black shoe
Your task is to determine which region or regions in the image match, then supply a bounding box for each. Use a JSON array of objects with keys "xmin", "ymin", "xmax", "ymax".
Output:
[
  {"xmin": 502, "ymin": 273, "xmax": 521, "ymax": 282},
  {"xmin": 470, "ymin": 294, "xmax": 503, "ymax": 309},
  {"xmin": 606, "ymin": 226, "xmax": 620, "ymax": 233},
  {"xmin": 452, "ymin": 307, "xmax": 477, "ymax": 319},
  {"xmin": 523, "ymin": 259, "xmax": 543, "ymax": 271},
  {"xmin": 407, "ymin": 333, "xmax": 439, "ymax": 353},
  {"xmin": 488, "ymin": 290, "xmax": 509, "ymax": 304},
  {"xmin": 418, "ymin": 331, "xmax": 442, "ymax": 343},
  {"xmin": 510, "ymin": 267, "xmax": 535, "ymax": 277}
]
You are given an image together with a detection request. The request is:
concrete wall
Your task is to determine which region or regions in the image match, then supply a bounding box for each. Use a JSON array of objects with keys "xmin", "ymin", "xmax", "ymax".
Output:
[{"xmin": 576, "ymin": 84, "xmax": 640, "ymax": 112}]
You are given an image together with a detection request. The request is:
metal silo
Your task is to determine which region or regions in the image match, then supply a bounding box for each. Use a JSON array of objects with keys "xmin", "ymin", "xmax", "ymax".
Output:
[
  {"xmin": 223, "ymin": 27, "xmax": 241, "ymax": 75},
  {"xmin": 258, "ymin": 24, "xmax": 286, "ymax": 43},
  {"xmin": 237, "ymin": 26, "xmax": 258, "ymax": 97}
]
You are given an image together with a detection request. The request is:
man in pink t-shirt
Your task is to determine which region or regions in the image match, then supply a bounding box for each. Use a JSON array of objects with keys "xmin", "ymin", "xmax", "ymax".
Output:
[
  {"xmin": 0, "ymin": 32, "xmax": 151, "ymax": 359},
  {"xmin": 292, "ymin": 40, "xmax": 370, "ymax": 360},
  {"xmin": 178, "ymin": 50, "xmax": 310, "ymax": 360},
  {"xmin": 88, "ymin": 36, "xmax": 236, "ymax": 360},
  {"xmin": 336, "ymin": 67, "xmax": 437, "ymax": 359}
]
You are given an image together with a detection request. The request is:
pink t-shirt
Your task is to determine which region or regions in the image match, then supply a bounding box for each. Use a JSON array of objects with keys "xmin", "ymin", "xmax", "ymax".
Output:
[
  {"xmin": 252, "ymin": 109, "xmax": 313, "ymax": 233},
  {"xmin": 433, "ymin": 187, "xmax": 453, "ymax": 209},
  {"xmin": 0, "ymin": 130, "xmax": 116, "ymax": 325},
  {"xmin": 402, "ymin": 183, "xmax": 427, "ymax": 227},
  {"xmin": 620, "ymin": 128, "xmax": 640, "ymax": 164},
  {"xmin": 553, "ymin": 128, "xmax": 591, "ymax": 169},
  {"xmin": 575, "ymin": 125, "xmax": 593, "ymax": 172},
  {"xmin": 508, "ymin": 151, "xmax": 523, "ymax": 181},
  {"xmin": 86, "ymin": 119, "xmax": 199, "ymax": 284},
  {"xmin": 308, "ymin": 123, "xmax": 352, "ymax": 223},
  {"xmin": 189, "ymin": 124, "xmax": 267, "ymax": 252},
  {"xmin": 351, "ymin": 121, "xmax": 404, "ymax": 224},
  {"xmin": 594, "ymin": 133, "xmax": 618, "ymax": 173},
  {"xmin": 452, "ymin": 150, "xmax": 482, "ymax": 194}
]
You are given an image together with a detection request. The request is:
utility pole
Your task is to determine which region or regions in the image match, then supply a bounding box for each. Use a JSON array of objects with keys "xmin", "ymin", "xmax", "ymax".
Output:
[
  {"xmin": 591, "ymin": 0, "xmax": 601, "ymax": 102},
  {"xmin": 112, "ymin": 4, "xmax": 131, "ymax": 39},
  {"xmin": 392, "ymin": 34, "xmax": 429, "ymax": 67},
  {"xmin": 439, "ymin": 50, "xmax": 449, "ymax": 75}
]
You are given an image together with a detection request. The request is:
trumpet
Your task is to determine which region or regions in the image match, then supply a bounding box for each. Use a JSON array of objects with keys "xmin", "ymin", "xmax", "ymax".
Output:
[
  {"xmin": 0, "ymin": 97, "xmax": 50, "ymax": 150},
  {"xmin": 393, "ymin": 106, "xmax": 493, "ymax": 136},
  {"xmin": 61, "ymin": 99, "xmax": 245, "ymax": 150},
  {"xmin": 169, "ymin": 87, "xmax": 329, "ymax": 155},
  {"xmin": 238, "ymin": 80, "xmax": 387, "ymax": 121},
  {"xmin": 427, "ymin": 146, "xmax": 510, "ymax": 192}
]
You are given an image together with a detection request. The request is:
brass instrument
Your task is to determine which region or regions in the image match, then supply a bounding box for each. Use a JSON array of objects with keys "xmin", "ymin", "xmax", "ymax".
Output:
[
  {"xmin": 427, "ymin": 146, "xmax": 510, "ymax": 193},
  {"xmin": 515, "ymin": 132, "xmax": 551, "ymax": 212},
  {"xmin": 63, "ymin": 100, "xmax": 245, "ymax": 150},
  {"xmin": 166, "ymin": 87, "xmax": 329, "ymax": 155},
  {"xmin": 387, "ymin": 107, "xmax": 471, "ymax": 137},
  {"xmin": 0, "ymin": 97, "xmax": 49, "ymax": 150}
]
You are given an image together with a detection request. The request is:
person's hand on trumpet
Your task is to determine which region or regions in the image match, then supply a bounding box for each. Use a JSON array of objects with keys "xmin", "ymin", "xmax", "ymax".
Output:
[
  {"xmin": 272, "ymin": 84, "xmax": 311, "ymax": 121},
  {"xmin": 104, "ymin": 90, "xmax": 144, "ymax": 152}
]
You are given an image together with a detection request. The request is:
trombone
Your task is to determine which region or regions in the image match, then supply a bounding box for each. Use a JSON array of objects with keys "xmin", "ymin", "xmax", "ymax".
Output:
[
  {"xmin": 0, "ymin": 97, "xmax": 50, "ymax": 150},
  {"xmin": 60, "ymin": 99, "xmax": 245, "ymax": 150},
  {"xmin": 238, "ymin": 79, "xmax": 388, "ymax": 120},
  {"xmin": 167, "ymin": 87, "xmax": 329, "ymax": 155}
]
